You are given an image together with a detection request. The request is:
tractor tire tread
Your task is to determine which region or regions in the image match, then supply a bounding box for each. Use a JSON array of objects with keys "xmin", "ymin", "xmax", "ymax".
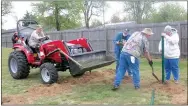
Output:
[
  {"xmin": 40, "ymin": 63, "xmax": 58, "ymax": 84},
  {"xmin": 8, "ymin": 51, "xmax": 30, "ymax": 79}
]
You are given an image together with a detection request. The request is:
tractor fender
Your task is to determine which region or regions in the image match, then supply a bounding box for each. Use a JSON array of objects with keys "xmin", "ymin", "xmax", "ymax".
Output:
[{"xmin": 13, "ymin": 44, "xmax": 35, "ymax": 64}]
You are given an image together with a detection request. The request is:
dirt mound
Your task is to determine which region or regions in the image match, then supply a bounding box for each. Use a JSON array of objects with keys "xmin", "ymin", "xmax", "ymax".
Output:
[
  {"xmin": 62, "ymin": 71, "xmax": 105, "ymax": 84},
  {"xmin": 59, "ymin": 69, "xmax": 116, "ymax": 85},
  {"xmin": 149, "ymin": 81, "xmax": 186, "ymax": 94}
]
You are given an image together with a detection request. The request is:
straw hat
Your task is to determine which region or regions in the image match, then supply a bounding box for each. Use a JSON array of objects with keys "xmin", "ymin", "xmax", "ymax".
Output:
[{"xmin": 141, "ymin": 28, "xmax": 154, "ymax": 36}]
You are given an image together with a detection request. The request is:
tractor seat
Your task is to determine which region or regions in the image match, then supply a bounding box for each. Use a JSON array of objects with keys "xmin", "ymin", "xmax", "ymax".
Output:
[{"xmin": 21, "ymin": 33, "xmax": 37, "ymax": 53}]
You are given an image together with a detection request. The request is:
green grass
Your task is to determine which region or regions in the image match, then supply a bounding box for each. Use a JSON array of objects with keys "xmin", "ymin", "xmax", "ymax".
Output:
[
  {"xmin": 2, "ymin": 48, "xmax": 41, "ymax": 95},
  {"xmin": 2, "ymin": 48, "xmax": 187, "ymax": 104}
]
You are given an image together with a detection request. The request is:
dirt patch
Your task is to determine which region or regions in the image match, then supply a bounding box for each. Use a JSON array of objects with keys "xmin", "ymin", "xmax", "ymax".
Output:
[
  {"xmin": 148, "ymin": 80, "xmax": 187, "ymax": 104},
  {"xmin": 2, "ymin": 95, "xmax": 28, "ymax": 104},
  {"xmin": 149, "ymin": 81, "xmax": 186, "ymax": 94},
  {"xmin": 2, "ymin": 69, "xmax": 117, "ymax": 104},
  {"xmin": 172, "ymin": 93, "xmax": 187, "ymax": 105},
  {"xmin": 2, "ymin": 83, "xmax": 73, "ymax": 104},
  {"xmin": 27, "ymin": 83, "xmax": 72, "ymax": 96}
]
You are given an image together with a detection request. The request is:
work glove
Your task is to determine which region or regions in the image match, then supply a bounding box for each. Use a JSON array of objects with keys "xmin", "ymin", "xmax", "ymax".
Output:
[
  {"xmin": 161, "ymin": 33, "xmax": 167, "ymax": 37},
  {"xmin": 148, "ymin": 60, "xmax": 153, "ymax": 67}
]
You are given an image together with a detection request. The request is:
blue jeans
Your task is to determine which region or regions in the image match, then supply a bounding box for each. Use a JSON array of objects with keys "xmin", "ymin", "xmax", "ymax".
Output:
[
  {"xmin": 114, "ymin": 52, "xmax": 140, "ymax": 87},
  {"xmin": 114, "ymin": 50, "xmax": 132, "ymax": 76},
  {"xmin": 114, "ymin": 47, "xmax": 121, "ymax": 74},
  {"xmin": 165, "ymin": 58, "xmax": 180, "ymax": 81}
]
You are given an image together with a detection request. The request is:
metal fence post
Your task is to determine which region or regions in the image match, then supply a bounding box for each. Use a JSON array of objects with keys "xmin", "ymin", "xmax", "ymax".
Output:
[{"xmin": 162, "ymin": 36, "xmax": 165, "ymax": 83}]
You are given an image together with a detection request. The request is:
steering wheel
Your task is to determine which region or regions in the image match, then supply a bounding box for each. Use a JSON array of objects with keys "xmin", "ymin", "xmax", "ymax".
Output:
[{"xmin": 39, "ymin": 36, "xmax": 49, "ymax": 42}]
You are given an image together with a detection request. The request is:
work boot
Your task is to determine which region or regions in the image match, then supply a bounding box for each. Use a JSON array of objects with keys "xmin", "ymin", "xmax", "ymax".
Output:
[
  {"xmin": 165, "ymin": 80, "xmax": 170, "ymax": 84},
  {"xmin": 135, "ymin": 86, "xmax": 140, "ymax": 90},
  {"xmin": 37, "ymin": 53, "xmax": 41, "ymax": 60},
  {"xmin": 174, "ymin": 80, "xmax": 179, "ymax": 84},
  {"xmin": 111, "ymin": 85, "xmax": 119, "ymax": 91}
]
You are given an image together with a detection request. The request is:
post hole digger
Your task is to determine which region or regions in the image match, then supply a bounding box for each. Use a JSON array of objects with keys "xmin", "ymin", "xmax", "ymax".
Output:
[
  {"xmin": 8, "ymin": 19, "xmax": 115, "ymax": 84},
  {"xmin": 150, "ymin": 64, "xmax": 160, "ymax": 82}
]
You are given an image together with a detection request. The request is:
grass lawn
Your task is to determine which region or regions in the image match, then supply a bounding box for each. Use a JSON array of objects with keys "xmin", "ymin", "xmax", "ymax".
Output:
[{"xmin": 2, "ymin": 48, "xmax": 187, "ymax": 105}]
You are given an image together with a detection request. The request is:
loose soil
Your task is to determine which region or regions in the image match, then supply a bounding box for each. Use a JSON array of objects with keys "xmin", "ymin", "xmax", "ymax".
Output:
[
  {"xmin": 149, "ymin": 81, "xmax": 187, "ymax": 104},
  {"xmin": 2, "ymin": 69, "xmax": 187, "ymax": 105}
]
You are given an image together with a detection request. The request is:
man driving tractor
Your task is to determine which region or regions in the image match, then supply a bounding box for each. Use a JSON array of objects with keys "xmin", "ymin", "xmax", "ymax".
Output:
[{"xmin": 28, "ymin": 25, "xmax": 49, "ymax": 58}]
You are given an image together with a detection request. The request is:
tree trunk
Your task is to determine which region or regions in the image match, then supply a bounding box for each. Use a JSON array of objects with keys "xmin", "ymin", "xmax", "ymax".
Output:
[
  {"xmin": 85, "ymin": 20, "xmax": 89, "ymax": 29},
  {"xmin": 136, "ymin": 1, "xmax": 142, "ymax": 24},
  {"xmin": 55, "ymin": 3, "xmax": 60, "ymax": 31}
]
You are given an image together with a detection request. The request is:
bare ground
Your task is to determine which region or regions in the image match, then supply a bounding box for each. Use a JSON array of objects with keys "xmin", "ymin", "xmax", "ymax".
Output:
[{"xmin": 2, "ymin": 69, "xmax": 187, "ymax": 105}]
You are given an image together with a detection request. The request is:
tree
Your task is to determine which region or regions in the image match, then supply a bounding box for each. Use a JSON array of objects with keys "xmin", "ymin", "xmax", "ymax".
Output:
[
  {"xmin": 124, "ymin": 1, "xmax": 155, "ymax": 24},
  {"xmin": 90, "ymin": 19, "xmax": 102, "ymax": 28},
  {"xmin": 82, "ymin": 0, "xmax": 107, "ymax": 28},
  {"xmin": 2, "ymin": 0, "xmax": 12, "ymax": 16},
  {"xmin": 110, "ymin": 14, "xmax": 122, "ymax": 23},
  {"xmin": 32, "ymin": 1, "xmax": 82, "ymax": 31},
  {"xmin": 148, "ymin": 3, "xmax": 187, "ymax": 23},
  {"xmin": 21, "ymin": 11, "xmax": 37, "ymax": 26},
  {"xmin": 22, "ymin": 11, "xmax": 36, "ymax": 20}
]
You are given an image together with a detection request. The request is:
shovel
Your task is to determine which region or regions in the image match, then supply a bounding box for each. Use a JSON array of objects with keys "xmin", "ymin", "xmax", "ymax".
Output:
[{"xmin": 151, "ymin": 65, "xmax": 160, "ymax": 82}]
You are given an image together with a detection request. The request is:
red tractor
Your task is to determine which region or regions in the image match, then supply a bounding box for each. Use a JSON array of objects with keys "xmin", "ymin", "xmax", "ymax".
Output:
[{"xmin": 8, "ymin": 20, "xmax": 114, "ymax": 84}]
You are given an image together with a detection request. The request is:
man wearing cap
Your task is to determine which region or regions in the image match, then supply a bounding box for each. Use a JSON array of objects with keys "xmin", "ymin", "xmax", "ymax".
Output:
[
  {"xmin": 112, "ymin": 28, "xmax": 154, "ymax": 90},
  {"xmin": 158, "ymin": 25, "xmax": 180, "ymax": 84},
  {"xmin": 29, "ymin": 25, "xmax": 49, "ymax": 57},
  {"xmin": 113, "ymin": 29, "xmax": 132, "ymax": 76}
]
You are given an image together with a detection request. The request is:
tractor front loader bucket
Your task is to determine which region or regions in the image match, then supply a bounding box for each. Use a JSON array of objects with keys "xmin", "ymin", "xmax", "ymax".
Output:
[{"xmin": 58, "ymin": 49, "xmax": 115, "ymax": 76}]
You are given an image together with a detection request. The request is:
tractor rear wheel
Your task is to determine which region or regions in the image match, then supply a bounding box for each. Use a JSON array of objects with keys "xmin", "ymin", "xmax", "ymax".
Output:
[
  {"xmin": 8, "ymin": 51, "xmax": 30, "ymax": 79},
  {"xmin": 40, "ymin": 63, "xmax": 58, "ymax": 84}
]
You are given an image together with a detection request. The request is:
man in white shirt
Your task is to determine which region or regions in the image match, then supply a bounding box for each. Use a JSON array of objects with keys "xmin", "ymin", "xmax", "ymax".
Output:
[
  {"xmin": 29, "ymin": 25, "xmax": 47, "ymax": 48},
  {"xmin": 28, "ymin": 25, "xmax": 48, "ymax": 58},
  {"xmin": 158, "ymin": 25, "xmax": 180, "ymax": 84}
]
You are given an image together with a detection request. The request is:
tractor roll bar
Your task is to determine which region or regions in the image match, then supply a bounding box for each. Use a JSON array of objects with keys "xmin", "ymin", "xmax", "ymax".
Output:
[{"xmin": 17, "ymin": 19, "xmax": 38, "ymax": 34}]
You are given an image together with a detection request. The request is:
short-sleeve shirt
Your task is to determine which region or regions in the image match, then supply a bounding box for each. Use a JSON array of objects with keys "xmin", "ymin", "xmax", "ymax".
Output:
[
  {"xmin": 122, "ymin": 31, "xmax": 149, "ymax": 58},
  {"xmin": 113, "ymin": 32, "xmax": 131, "ymax": 49}
]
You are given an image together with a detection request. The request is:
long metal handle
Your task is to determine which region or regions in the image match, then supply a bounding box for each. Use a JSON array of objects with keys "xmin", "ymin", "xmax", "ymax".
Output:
[
  {"xmin": 58, "ymin": 48, "xmax": 83, "ymax": 68},
  {"xmin": 151, "ymin": 65, "xmax": 160, "ymax": 82},
  {"xmin": 151, "ymin": 65, "xmax": 154, "ymax": 73}
]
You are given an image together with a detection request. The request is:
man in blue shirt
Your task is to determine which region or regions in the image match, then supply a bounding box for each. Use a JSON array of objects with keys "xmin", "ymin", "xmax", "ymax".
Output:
[
  {"xmin": 112, "ymin": 28, "xmax": 154, "ymax": 91},
  {"xmin": 113, "ymin": 29, "xmax": 132, "ymax": 76}
]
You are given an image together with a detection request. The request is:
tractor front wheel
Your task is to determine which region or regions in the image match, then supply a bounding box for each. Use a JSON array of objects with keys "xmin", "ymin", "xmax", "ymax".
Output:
[{"xmin": 40, "ymin": 63, "xmax": 58, "ymax": 84}]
